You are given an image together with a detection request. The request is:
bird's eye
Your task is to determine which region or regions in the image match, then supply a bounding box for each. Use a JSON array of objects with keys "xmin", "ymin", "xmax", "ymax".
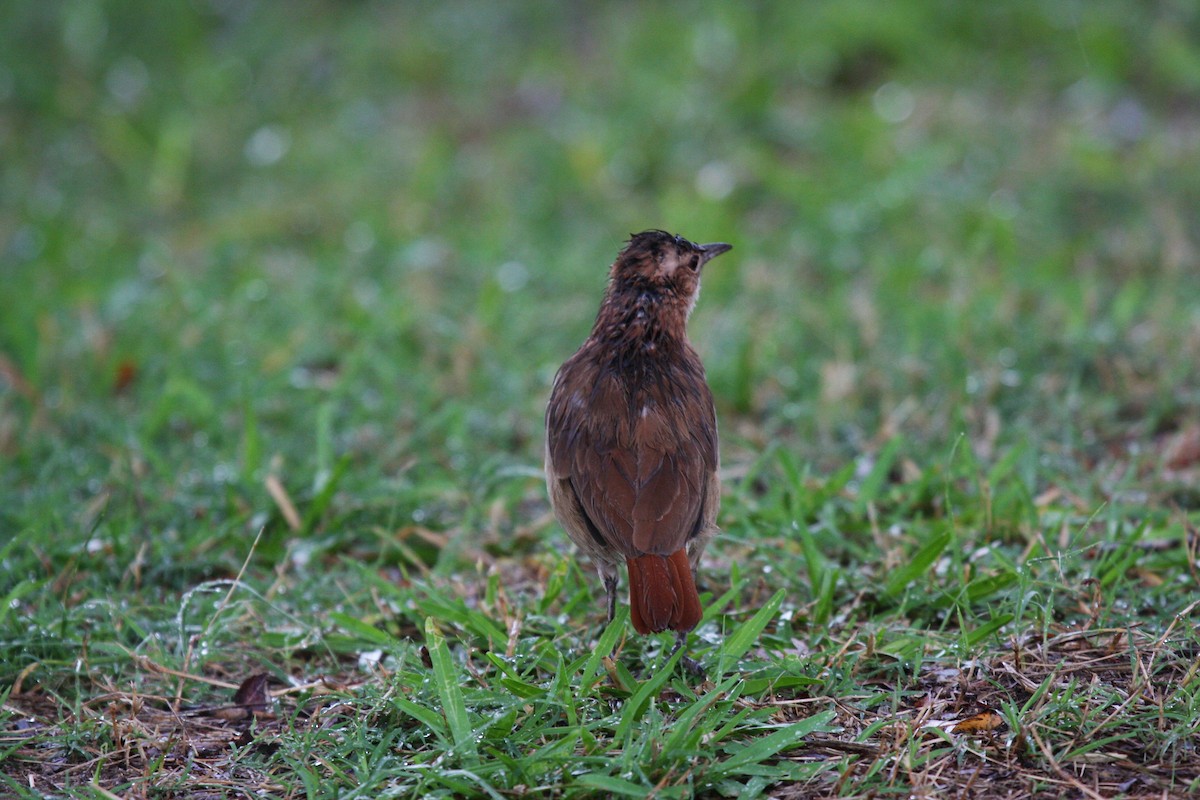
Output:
[{"xmin": 688, "ymin": 254, "xmax": 700, "ymax": 271}]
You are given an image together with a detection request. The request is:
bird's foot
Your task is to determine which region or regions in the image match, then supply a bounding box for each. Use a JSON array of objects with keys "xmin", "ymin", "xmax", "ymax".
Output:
[{"xmin": 669, "ymin": 631, "xmax": 705, "ymax": 677}]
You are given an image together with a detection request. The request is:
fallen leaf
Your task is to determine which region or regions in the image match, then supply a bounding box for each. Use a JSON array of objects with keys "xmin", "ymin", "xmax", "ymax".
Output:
[
  {"xmin": 205, "ymin": 672, "xmax": 275, "ymax": 721},
  {"xmin": 951, "ymin": 709, "xmax": 1005, "ymax": 734},
  {"xmin": 232, "ymin": 672, "xmax": 272, "ymax": 711}
]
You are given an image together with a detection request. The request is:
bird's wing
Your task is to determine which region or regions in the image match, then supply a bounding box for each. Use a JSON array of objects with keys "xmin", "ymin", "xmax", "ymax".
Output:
[{"xmin": 547, "ymin": 353, "xmax": 717, "ymax": 557}]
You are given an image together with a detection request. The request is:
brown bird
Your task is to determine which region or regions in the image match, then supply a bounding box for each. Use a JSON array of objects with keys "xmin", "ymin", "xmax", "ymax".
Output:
[{"xmin": 545, "ymin": 230, "xmax": 730, "ymax": 655}]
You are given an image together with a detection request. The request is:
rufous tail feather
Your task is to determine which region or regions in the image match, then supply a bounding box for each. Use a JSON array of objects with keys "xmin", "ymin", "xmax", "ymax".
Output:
[{"xmin": 626, "ymin": 550, "xmax": 702, "ymax": 634}]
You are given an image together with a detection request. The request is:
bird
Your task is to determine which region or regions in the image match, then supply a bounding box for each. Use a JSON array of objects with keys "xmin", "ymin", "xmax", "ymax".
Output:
[{"xmin": 545, "ymin": 229, "xmax": 730, "ymax": 659}]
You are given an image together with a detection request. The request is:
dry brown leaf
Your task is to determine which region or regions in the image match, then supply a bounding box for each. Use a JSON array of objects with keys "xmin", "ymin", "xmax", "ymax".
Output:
[
  {"xmin": 232, "ymin": 672, "xmax": 272, "ymax": 710},
  {"xmin": 951, "ymin": 709, "xmax": 1005, "ymax": 734},
  {"xmin": 208, "ymin": 672, "xmax": 274, "ymax": 721}
]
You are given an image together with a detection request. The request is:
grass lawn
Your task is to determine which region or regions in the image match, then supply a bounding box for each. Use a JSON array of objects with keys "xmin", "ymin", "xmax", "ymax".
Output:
[{"xmin": 3, "ymin": 1, "xmax": 1200, "ymax": 797}]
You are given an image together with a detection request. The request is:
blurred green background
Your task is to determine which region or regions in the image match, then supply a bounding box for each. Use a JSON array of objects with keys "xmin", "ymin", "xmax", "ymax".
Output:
[{"xmin": 3, "ymin": 0, "xmax": 1199, "ymax": 572}]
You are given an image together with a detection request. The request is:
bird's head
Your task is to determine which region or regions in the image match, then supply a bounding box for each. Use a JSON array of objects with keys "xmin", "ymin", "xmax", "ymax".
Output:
[{"xmin": 609, "ymin": 230, "xmax": 732, "ymax": 320}]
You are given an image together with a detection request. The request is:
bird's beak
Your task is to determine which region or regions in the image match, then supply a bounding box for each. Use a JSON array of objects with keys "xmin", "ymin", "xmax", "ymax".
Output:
[{"xmin": 697, "ymin": 242, "xmax": 733, "ymax": 268}]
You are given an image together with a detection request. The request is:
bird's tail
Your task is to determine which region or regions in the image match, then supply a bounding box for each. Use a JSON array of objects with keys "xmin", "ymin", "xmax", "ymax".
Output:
[{"xmin": 626, "ymin": 550, "xmax": 702, "ymax": 634}]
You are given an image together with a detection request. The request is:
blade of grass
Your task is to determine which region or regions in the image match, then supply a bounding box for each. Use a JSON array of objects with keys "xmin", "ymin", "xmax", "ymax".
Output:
[
  {"xmin": 615, "ymin": 646, "xmax": 683, "ymax": 740},
  {"xmin": 715, "ymin": 588, "xmax": 786, "ymax": 678},
  {"xmin": 884, "ymin": 530, "xmax": 951, "ymax": 597},
  {"xmin": 797, "ymin": 525, "xmax": 827, "ymax": 597},
  {"xmin": 660, "ymin": 675, "xmax": 743, "ymax": 753},
  {"xmin": 0, "ymin": 578, "xmax": 42, "ymax": 627},
  {"xmin": 577, "ymin": 774, "xmax": 656, "ymax": 797},
  {"xmin": 580, "ymin": 606, "xmax": 629, "ymax": 692},
  {"xmin": 856, "ymin": 437, "xmax": 903, "ymax": 510},
  {"xmin": 239, "ymin": 383, "xmax": 260, "ymax": 482},
  {"xmin": 303, "ymin": 454, "xmax": 350, "ymax": 532},
  {"xmin": 314, "ymin": 400, "xmax": 333, "ymax": 487},
  {"xmin": 712, "ymin": 710, "xmax": 838, "ymax": 780},
  {"xmin": 330, "ymin": 611, "xmax": 398, "ymax": 647},
  {"xmin": 394, "ymin": 696, "xmax": 449, "ymax": 742},
  {"xmin": 700, "ymin": 570, "xmax": 744, "ymax": 627},
  {"xmin": 964, "ymin": 612, "xmax": 1014, "ymax": 649},
  {"xmin": 538, "ymin": 559, "xmax": 569, "ymax": 613},
  {"xmin": 425, "ymin": 616, "xmax": 478, "ymax": 764}
]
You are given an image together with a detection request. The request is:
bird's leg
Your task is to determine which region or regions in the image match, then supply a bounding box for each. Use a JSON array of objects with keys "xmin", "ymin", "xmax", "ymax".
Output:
[
  {"xmin": 604, "ymin": 572, "xmax": 619, "ymax": 624},
  {"xmin": 598, "ymin": 570, "xmax": 621, "ymax": 657},
  {"xmin": 669, "ymin": 630, "xmax": 706, "ymax": 677}
]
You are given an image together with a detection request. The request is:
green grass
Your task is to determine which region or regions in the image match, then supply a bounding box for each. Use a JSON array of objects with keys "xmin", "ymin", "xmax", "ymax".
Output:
[{"xmin": 3, "ymin": 1, "xmax": 1200, "ymax": 797}]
